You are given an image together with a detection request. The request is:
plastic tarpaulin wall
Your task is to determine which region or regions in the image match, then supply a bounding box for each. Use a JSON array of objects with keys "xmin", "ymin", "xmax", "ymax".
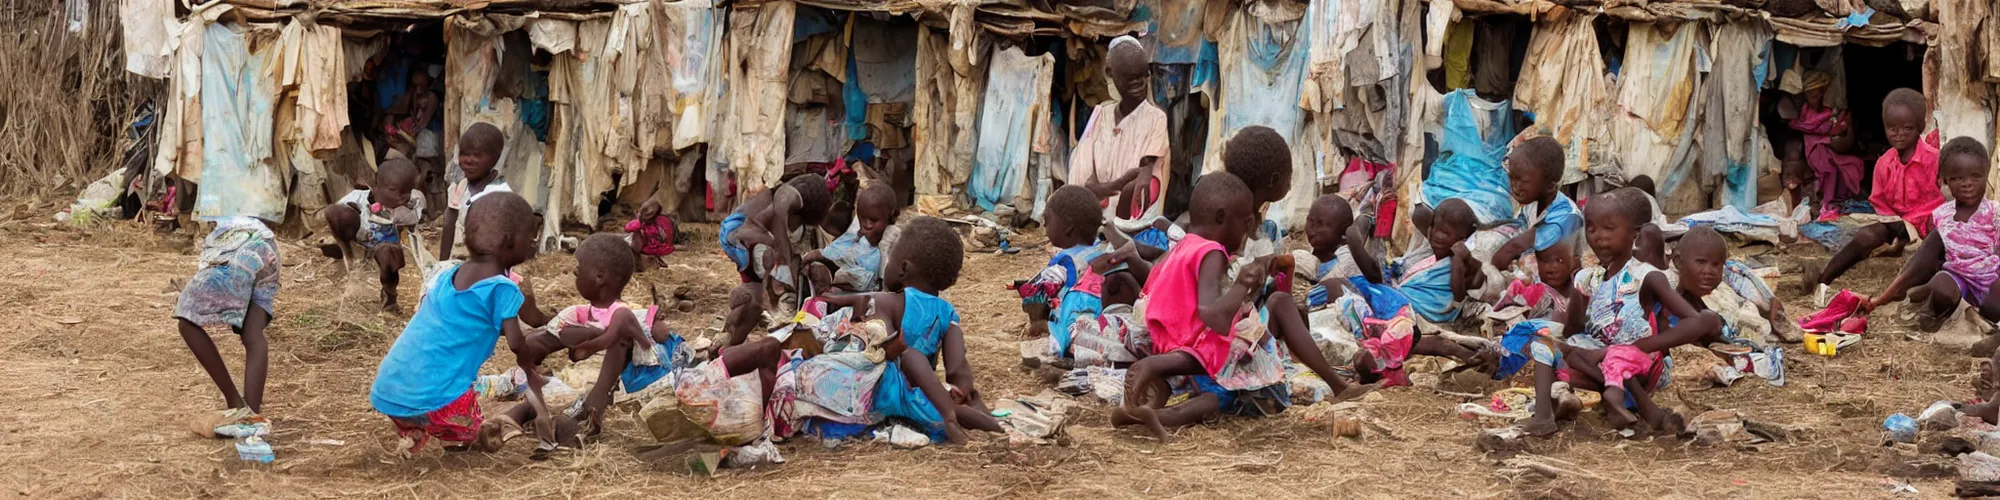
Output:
[
  {"xmin": 1613, "ymin": 22, "xmax": 1702, "ymax": 194},
  {"xmin": 1512, "ymin": 11, "xmax": 1613, "ymax": 185},
  {"xmin": 1420, "ymin": 89, "xmax": 1515, "ymax": 225},
  {"xmin": 719, "ymin": 1, "xmax": 796, "ymax": 195},
  {"xmin": 1204, "ymin": 6, "xmax": 1309, "ymax": 176},
  {"xmin": 966, "ymin": 46, "xmax": 1053, "ymax": 212},
  {"xmin": 662, "ymin": 0, "xmax": 723, "ymax": 151},
  {"xmin": 195, "ymin": 22, "xmax": 287, "ymax": 222}
]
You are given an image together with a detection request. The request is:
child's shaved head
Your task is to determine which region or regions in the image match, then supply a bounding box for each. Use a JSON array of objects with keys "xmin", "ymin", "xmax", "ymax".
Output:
[
  {"xmin": 461, "ymin": 122, "xmax": 505, "ymax": 156},
  {"xmin": 1591, "ymin": 187, "xmax": 1653, "ymax": 229},
  {"xmin": 577, "ymin": 233, "xmax": 638, "ymax": 291},
  {"xmin": 1432, "ymin": 198, "xmax": 1476, "ymax": 236},
  {"xmin": 1309, "ymin": 195, "xmax": 1354, "ymax": 233},
  {"xmin": 1045, "ymin": 184, "xmax": 1103, "ymax": 248},
  {"xmin": 377, "ymin": 158, "xmax": 420, "ymax": 190},
  {"xmin": 1189, "ymin": 173, "xmax": 1253, "ymax": 226},
  {"xmin": 1674, "ymin": 225, "xmax": 1728, "ymax": 296},
  {"xmin": 785, "ymin": 174, "xmax": 835, "ymax": 226},
  {"xmin": 465, "ymin": 191, "xmax": 534, "ymax": 258},
  {"xmin": 1222, "ymin": 126, "xmax": 1294, "ymax": 204},
  {"xmin": 1884, "ymin": 88, "xmax": 1929, "ymax": 119},
  {"xmin": 893, "ymin": 216, "xmax": 964, "ymax": 291},
  {"xmin": 856, "ymin": 183, "xmax": 897, "ymax": 216},
  {"xmin": 1506, "ymin": 136, "xmax": 1566, "ymax": 200},
  {"xmin": 1677, "ymin": 225, "xmax": 1727, "ymax": 262}
]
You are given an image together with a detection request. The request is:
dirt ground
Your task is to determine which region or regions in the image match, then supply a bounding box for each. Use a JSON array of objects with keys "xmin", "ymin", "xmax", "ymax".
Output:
[{"xmin": 0, "ymin": 206, "xmax": 1985, "ymax": 499}]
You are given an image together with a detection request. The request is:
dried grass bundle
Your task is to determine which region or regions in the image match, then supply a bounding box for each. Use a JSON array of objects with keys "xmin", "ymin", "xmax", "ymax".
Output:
[{"xmin": 0, "ymin": 1, "xmax": 152, "ymax": 198}]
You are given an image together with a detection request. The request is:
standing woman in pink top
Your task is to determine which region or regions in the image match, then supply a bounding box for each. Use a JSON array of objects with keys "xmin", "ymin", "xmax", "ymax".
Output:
[
  {"xmin": 1807, "ymin": 88, "xmax": 1947, "ymax": 306},
  {"xmin": 1067, "ymin": 37, "xmax": 1172, "ymax": 234}
]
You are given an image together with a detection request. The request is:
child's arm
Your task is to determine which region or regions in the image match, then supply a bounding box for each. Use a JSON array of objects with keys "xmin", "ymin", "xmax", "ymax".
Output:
[
  {"xmin": 1450, "ymin": 242, "xmax": 1483, "ymax": 302},
  {"xmin": 1561, "ymin": 285, "xmax": 1588, "ymax": 338},
  {"xmin": 1868, "ymin": 232, "xmax": 1947, "ymax": 309},
  {"xmin": 1492, "ymin": 230, "xmax": 1535, "ymax": 271},
  {"xmin": 1641, "ymin": 272, "xmax": 1703, "ymax": 320},
  {"xmin": 819, "ymin": 291, "xmax": 889, "ymax": 314},
  {"xmin": 1347, "ymin": 223, "xmax": 1387, "ymax": 285},
  {"xmin": 503, "ymin": 320, "xmax": 557, "ymax": 446},
  {"xmin": 1198, "ymin": 251, "xmax": 1259, "ymax": 335},
  {"xmin": 941, "ymin": 324, "xmax": 979, "ymax": 404},
  {"xmin": 762, "ymin": 189, "xmax": 804, "ymax": 279},
  {"xmin": 437, "ymin": 208, "xmax": 459, "ymax": 259},
  {"xmin": 514, "ymin": 275, "xmax": 553, "ymax": 328}
]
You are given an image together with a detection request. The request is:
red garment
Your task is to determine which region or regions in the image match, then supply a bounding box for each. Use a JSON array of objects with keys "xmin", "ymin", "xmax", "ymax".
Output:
[
  {"xmin": 1141, "ymin": 233, "xmax": 1234, "ymax": 376},
  {"xmin": 1789, "ymin": 104, "xmax": 1866, "ymax": 213},
  {"xmin": 1870, "ymin": 131, "xmax": 1946, "ymax": 237},
  {"xmin": 389, "ymin": 389, "xmax": 484, "ymax": 451},
  {"xmin": 624, "ymin": 215, "xmax": 677, "ymax": 257},
  {"xmin": 1798, "ymin": 289, "xmax": 1868, "ymax": 334}
]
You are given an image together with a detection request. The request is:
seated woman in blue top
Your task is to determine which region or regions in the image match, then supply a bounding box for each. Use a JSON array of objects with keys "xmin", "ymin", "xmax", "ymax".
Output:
[
  {"xmin": 821, "ymin": 216, "xmax": 1003, "ymax": 444},
  {"xmin": 369, "ymin": 192, "xmax": 541, "ymax": 457}
]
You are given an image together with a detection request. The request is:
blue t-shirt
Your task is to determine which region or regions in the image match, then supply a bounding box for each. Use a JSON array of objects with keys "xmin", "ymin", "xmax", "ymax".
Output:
[
  {"xmin": 370, "ymin": 265, "xmax": 524, "ymax": 418},
  {"xmin": 1520, "ymin": 193, "xmax": 1583, "ymax": 253}
]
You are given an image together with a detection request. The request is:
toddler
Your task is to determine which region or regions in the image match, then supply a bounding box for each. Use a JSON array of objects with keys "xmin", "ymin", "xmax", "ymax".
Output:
[{"xmin": 322, "ymin": 159, "xmax": 425, "ymax": 310}]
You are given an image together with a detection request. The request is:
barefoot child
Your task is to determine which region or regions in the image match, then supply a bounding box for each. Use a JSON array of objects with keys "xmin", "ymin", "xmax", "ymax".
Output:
[
  {"xmin": 720, "ymin": 174, "xmax": 834, "ymax": 346},
  {"xmin": 1862, "ymin": 137, "xmax": 2000, "ymax": 335},
  {"xmin": 1113, "ymin": 175, "xmax": 1368, "ymax": 440},
  {"xmin": 322, "ymin": 159, "xmax": 426, "ymax": 310},
  {"xmin": 821, "ymin": 217, "xmax": 1002, "ymax": 443},
  {"xmin": 435, "ymin": 123, "xmax": 513, "ymax": 263},
  {"xmin": 177, "ymin": 216, "xmax": 281, "ymax": 438},
  {"xmin": 1809, "ymin": 88, "xmax": 1945, "ymax": 305},
  {"xmin": 803, "ymin": 183, "xmax": 901, "ymax": 294},
  {"xmin": 1789, "ymin": 71, "xmax": 1867, "ymax": 219},
  {"xmin": 1018, "ymin": 185, "xmax": 1109, "ymax": 357},
  {"xmin": 625, "ymin": 198, "xmax": 677, "ymax": 272},
  {"xmin": 370, "ymin": 192, "xmax": 540, "ymax": 456},
  {"xmin": 1517, "ymin": 188, "xmax": 1722, "ymax": 436},
  {"xmin": 1487, "ymin": 235, "xmax": 1581, "ymax": 332}
]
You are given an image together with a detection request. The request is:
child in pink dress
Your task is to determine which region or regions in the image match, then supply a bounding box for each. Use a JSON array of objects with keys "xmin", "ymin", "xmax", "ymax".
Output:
[
  {"xmin": 1864, "ymin": 136, "xmax": 2000, "ymax": 337},
  {"xmin": 1788, "ymin": 72, "xmax": 1866, "ymax": 219}
]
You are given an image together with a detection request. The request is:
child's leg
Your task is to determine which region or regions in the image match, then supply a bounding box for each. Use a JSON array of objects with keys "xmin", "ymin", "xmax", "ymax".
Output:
[
  {"xmin": 1112, "ymin": 392, "xmax": 1221, "ymax": 436},
  {"xmin": 577, "ymin": 338, "xmax": 631, "ymax": 437},
  {"xmin": 372, "ymin": 245, "xmax": 407, "ymax": 309},
  {"xmin": 895, "ymin": 349, "xmax": 969, "ymax": 444},
  {"xmin": 1976, "ymin": 278, "xmax": 2000, "ymax": 325},
  {"xmin": 320, "ymin": 204, "xmax": 361, "ymax": 261},
  {"xmin": 724, "ymin": 283, "xmax": 763, "ymax": 347},
  {"xmin": 1117, "ymin": 351, "xmax": 1208, "ymax": 441},
  {"xmin": 719, "ymin": 337, "xmax": 782, "ymax": 403},
  {"xmin": 1818, "ymin": 223, "xmax": 1897, "ymax": 285},
  {"xmin": 1916, "ymin": 272, "xmax": 1963, "ymax": 331},
  {"xmin": 1523, "ymin": 360, "xmax": 1561, "ymax": 436},
  {"xmin": 1267, "ymin": 291, "xmax": 1369, "ymax": 401},
  {"xmin": 1626, "ymin": 379, "xmax": 1680, "ymax": 435},
  {"xmin": 239, "ymin": 307, "xmax": 270, "ymax": 414},
  {"xmin": 177, "ymin": 319, "xmax": 245, "ymax": 410}
]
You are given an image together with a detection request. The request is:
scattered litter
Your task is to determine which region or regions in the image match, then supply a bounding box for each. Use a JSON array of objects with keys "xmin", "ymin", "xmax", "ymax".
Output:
[
  {"xmin": 302, "ymin": 439, "xmax": 345, "ymax": 446},
  {"xmin": 995, "ymin": 392, "xmax": 1076, "ymax": 445},
  {"xmin": 871, "ymin": 424, "xmax": 931, "ymax": 449},
  {"xmin": 723, "ymin": 438, "xmax": 784, "ymax": 468},
  {"xmin": 1885, "ymin": 413, "xmax": 1919, "ymax": 444},
  {"xmin": 235, "ymin": 436, "xmax": 274, "ymax": 463},
  {"xmin": 1920, "ymin": 401, "xmax": 1964, "ymax": 431},
  {"xmin": 1881, "ymin": 481, "xmax": 1918, "ymax": 494}
]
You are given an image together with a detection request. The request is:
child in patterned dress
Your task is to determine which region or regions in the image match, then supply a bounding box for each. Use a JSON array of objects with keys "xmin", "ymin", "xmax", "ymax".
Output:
[{"xmin": 1862, "ymin": 137, "xmax": 2000, "ymax": 341}]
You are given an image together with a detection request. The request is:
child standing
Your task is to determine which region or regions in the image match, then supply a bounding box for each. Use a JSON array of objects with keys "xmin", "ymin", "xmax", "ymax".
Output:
[
  {"xmin": 1018, "ymin": 185, "xmax": 1109, "ymax": 357},
  {"xmin": 804, "ymin": 183, "xmax": 901, "ymax": 293},
  {"xmin": 370, "ymin": 192, "xmax": 540, "ymax": 456},
  {"xmin": 1863, "ymin": 137, "xmax": 2000, "ymax": 334},
  {"xmin": 322, "ymin": 159, "xmax": 426, "ymax": 310},
  {"xmin": 435, "ymin": 122, "xmax": 514, "ymax": 263},
  {"xmin": 624, "ymin": 198, "xmax": 677, "ymax": 272},
  {"xmin": 1517, "ymin": 188, "xmax": 1721, "ymax": 436},
  {"xmin": 1810, "ymin": 89, "xmax": 1946, "ymax": 305},
  {"xmin": 177, "ymin": 216, "xmax": 281, "ymax": 439},
  {"xmin": 720, "ymin": 174, "xmax": 834, "ymax": 346}
]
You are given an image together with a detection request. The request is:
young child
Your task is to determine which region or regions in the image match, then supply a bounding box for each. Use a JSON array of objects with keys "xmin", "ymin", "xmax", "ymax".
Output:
[
  {"xmin": 370, "ymin": 192, "xmax": 540, "ymax": 456},
  {"xmin": 720, "ymin": 173, "xmax": 834, "ymax": 346},
  {"xmin": 804, "ymin": 182, "xmax": 900, "ymax": 294},
  {"xmin": 1488, "ymin": 136, "xmax": 1582, "ymax": 271},
  {"xmin": 624, "ymin": 198, "xmax": 677, "ymax": 272},
  {"xmin": 177, "ymin": 216, "xmax": 281, "ymax": 439},
  {"xmin": 821, "ymin": 216, "xmax": 1002, "ymax": 443},
  {"xmin": 322, "ymin": 159, "xmax": 426, "ymax": 310},
  {"xmin": 1789, "ymin": 71, "xmax": 1867, "ymax": 219},
  {"xmin": 1862, "ymin": 137, "xmax": 2000, "ymax": 334},
  {"xmin": 1018, "ymin": 185, "xmax": 1108, "ymax": 357},
  {"xmin": 1517, "ymin": 188, "xmax": 1722, "ymax": 437},
  {"xmin": 1223, "ymin": 125, "xmax": 1297, "ymax": 266},
  {"xmin": 1486, "ymin": 235, "xmax": 1581, "ymax": 331},
  {"xmin": 1809, "ymin": 88, "xmax": 1945, "ymax": 305},
  {"xmin": 435, "ymin": 122, "xmax": 514, "ymax": 263},
  {"xmin": 1349, "ymin": 198, "xmax": 1489, "ymax": 329},
  {"xmin": 495, "ymin": 234, "xmax": 668, "ymax": 451},
  {"xmin": 1112, "ymin": 174, "xmax": 1368, "ymax": 441}
]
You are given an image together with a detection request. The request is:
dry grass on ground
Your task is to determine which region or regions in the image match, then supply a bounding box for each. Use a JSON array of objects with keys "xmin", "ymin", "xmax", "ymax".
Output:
[{"xmin": 0, "ymin": 201, "xmax": 1980, "ymax": 499}]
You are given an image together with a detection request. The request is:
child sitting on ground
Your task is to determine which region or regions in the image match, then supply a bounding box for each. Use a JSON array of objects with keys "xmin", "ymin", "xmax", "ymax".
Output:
[
  {"xmin": 803, "ymin": 183, "xmax": 901, "ymax": 294},
  {"xmin": 1111, "ymin": 174, "xmax": 1370, "ymax": 441},
  {"xmin": 1790, "ymin": 71, "xmax": 1867, "ymax": 220},
  {"xmin": 1516, "ymin": 188, "xmax": 1722, "ymax": 437},
  {"xmin": 369, "ymin": 192, "xmax": 540, "ymax": 456},
  {"xmin": 1349, "ymin": 198, "xmax": 1491, "ymax": 330},
  {"xmin": 1018, "ymin": 185, "xmax": 1109, "ymax": 358},
  {"xmin": 322, "ymin": 159, "xmax": 426, "ymax": 310},
  {"xmin": 819, "ymin": 216, "xmax": 1003, "ymax": 443},
  {"xmin": 434, "ymin": 123, "xmax": 514, "ymax": 263},
  {"xmin": 720, "ymin": 174, "xmax": 834, "ymax": 346},
  {"xmin": 625, "ymin": 198, "xmax": 677, "ymax": 272},
  {"xmin": 1808, "ymin": 88, "xmax": 1946, "ymax": 306},
  {"xmin": 1486, "ymin": 235, "xmax": 1581, "ymax": 332},
  {"xmin": 178, "ymin": 216, "xmax": 282, "ymax": 439},
  {"xmin": 1861, "ymin": 137, "xmax": 2000, "ymax": 345},
  {"xmin": 1488, "ymin": 136, "xmax": 1583, "ymax": 273}
]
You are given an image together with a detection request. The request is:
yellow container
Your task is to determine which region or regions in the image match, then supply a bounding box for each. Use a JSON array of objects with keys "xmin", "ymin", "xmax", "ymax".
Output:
[{"xmin": 1803, "ymin": 333, "xmax": 1837, "ymax": 356}]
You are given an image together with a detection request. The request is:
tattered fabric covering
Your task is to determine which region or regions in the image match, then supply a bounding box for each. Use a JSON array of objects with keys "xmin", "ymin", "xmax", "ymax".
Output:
[{"xmin": 1512, "ymin": 10, "xmax": 1613, "ymax": 183}]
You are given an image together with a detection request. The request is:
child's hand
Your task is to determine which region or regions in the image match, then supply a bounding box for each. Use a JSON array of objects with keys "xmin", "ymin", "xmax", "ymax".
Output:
[{"xmin": 1235, "ymin": 258, "xmax": 1270, "ymax": 290}]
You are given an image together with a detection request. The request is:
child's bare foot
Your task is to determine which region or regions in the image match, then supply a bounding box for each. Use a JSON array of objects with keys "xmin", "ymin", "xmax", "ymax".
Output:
[
  {"xmin": 381, "ymin": 290, "xmax": 400, "ymax": 313},
  {"xmin": 944, "ymin": 421, "xmax": 970, "ymax": 445},
  {"xmin": 476, "ymin": 415, "xmax": 525, "ymax": 452},
  {"xmin": 1125, "ymin": 405, "xmax": 1170, "ymax": 442},
  {"xmin": 1520, "ymin": 415, "xmax": 1560, "ymax": 437},
  {"xmin": 318, "ymin": 241, "xmax": 344, "ymax": 260},
  {"xmin": 1110, "ymin": 406, "xmax": 1139, "ymax": 427},
  {"xmin": 1966, "ymin": 400, "xmax": 2000, "ymax": 425},
  {"xmin": 1969, "ymin": 334, "xmax": 2000, "ymax": 359},
  {"xmin": 1658, "ymin": 411, "xmax": 1691, "ymax": 439},
  {"xmin": 1978, "ymin": 360, "xmax": 1998, "ymax": 399},
  {"xmin": 1553, "ymin": 384, "xmax": 1584, "ymax": 421},
  {"xmin": 1603, "ymin": 403, "xmax": 1640, "ymax": 431}
]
